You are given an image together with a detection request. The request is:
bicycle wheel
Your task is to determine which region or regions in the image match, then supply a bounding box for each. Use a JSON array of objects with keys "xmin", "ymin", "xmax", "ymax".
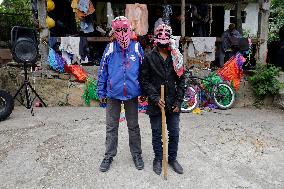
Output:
[
  {"xmin": 181, "ymin": 85, "xmax": 199, "ymax": 113},
  {"xmin": 213, "ymin": 83, "xmax": 235, "ymax": 110}
]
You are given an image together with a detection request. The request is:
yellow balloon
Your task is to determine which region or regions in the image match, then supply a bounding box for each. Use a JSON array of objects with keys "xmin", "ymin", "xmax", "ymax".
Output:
[
  {"xmin": 47, "ymin": 0, "xmax": 55, "ymax": 12},
  {"xmin": 46, "ymin": 16, "xmax": 55, "ymax": 29}
]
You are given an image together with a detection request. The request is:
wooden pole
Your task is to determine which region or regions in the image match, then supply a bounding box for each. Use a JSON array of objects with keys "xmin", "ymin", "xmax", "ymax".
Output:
[
  {"xmin": 181, "ymin": 0, "xmax": 187, "ymax": 66},
  {"xmin": 161, "ymin": 85, "xmax": 167, "ymax": 180},
  {"xmin": 235, "ymin": 0, "xmax": 243, "ymax": 35},
  {"xmin": 181, "ymin": 0, "xmax": 185, "ymax": 37},
  {"xmin": 209, "ymin": 4, "xmax": 213, "ymax": 37},
  {"xmin": 37, "ymin": 0, "xmax": 50, "ymax": 73},
  {"xmin": 256, "ymin": 0, "xmax": 271, "ymax": 64}
]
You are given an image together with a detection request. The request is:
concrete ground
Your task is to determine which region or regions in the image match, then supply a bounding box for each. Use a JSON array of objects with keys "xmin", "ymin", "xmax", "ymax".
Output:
[{"xmin": 0, "ymin": 107, "xmax": 283, "ymax": 189}]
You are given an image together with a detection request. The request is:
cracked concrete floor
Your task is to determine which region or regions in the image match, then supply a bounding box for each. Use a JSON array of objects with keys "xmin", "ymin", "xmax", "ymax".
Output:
[{"xmin": 0, "ymin": 107, "xmax": 283, "ymax": 189}]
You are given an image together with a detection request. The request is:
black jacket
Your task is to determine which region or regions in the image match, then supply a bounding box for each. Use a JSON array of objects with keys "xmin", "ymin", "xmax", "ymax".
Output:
[{"xmin": 140, "ymin": 48, "xmax": 185, "ymax": 115}]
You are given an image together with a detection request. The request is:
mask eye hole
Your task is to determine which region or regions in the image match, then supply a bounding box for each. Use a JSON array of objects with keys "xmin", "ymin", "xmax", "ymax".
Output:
[
  {"xmin": 115, "ymin": 27, "xmax": 128, "ymax": 33},
  {"xmin": 157, "ymin": 33, "xmax": 163, "ymax": 38}
]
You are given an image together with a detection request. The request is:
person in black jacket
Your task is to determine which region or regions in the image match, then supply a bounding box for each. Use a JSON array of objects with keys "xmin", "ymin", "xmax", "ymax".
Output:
[{"xmin": 140, "ymin": 24, "xmax": 185, "ymax": 175}]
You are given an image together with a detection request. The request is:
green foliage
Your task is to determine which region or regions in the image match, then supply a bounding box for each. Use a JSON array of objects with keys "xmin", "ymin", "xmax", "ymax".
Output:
[
  {"xmin": 0, "ymin": 0, "xmax": 32, "ymax": 13},
  {"xmin": 243, "ymin": 29, "xmax": 257, "ymax": 39},
  {"xmin": 280, "ymin": 82, "xmax": 284, "ymax": 90},
  {"xmin": 269, "ymin": 0, "xmax": 284, "ymax": 42},
  {"xmin": 249, "ymin": 65, "xmax": 281, "ymax": 99},
  {"xmin": 0, "ymin": 0, "xmax": 33, "ymax": 43}
]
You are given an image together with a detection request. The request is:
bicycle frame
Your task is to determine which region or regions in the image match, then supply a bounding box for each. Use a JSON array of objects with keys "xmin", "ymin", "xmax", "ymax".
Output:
[{"xmin": 185, "ymin": 75, "xmax": 216, "ymax": 103}]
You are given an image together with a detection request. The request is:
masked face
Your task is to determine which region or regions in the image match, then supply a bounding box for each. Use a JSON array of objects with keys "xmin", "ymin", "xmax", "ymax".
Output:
[
  {"xmin": 112, "ymin": 16, "xmax": 132, "ymax": 49},
  {"xmin": 154, "ymin": 24, "xmax": 172, "ymax": 47}
]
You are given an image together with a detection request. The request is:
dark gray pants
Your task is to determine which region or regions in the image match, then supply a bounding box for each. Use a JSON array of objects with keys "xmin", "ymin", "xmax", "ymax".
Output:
[{"xmin": 105, "ymin": 98, "xmax": 142, "ymax": 158}]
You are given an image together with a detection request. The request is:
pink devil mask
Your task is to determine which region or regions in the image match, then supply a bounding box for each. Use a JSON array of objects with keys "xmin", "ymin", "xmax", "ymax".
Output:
[
  {"xmin": 154, "ymin": 24, "xmax": 172, "ymax": 46},
  {"xmin": 112, "ymin": 16, "xmax": 132, "ymax": 49}
]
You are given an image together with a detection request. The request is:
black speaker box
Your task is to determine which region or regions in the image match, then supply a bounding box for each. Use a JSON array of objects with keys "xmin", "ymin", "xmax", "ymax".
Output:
[{"xmin": 11, "ymin": 26, "xmax": 38, "ymax": 64}]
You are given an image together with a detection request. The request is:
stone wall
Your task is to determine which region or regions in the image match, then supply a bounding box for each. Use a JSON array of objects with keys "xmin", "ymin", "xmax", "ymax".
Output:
[
  {"xmin": 0, "ymin": 65, "xmax": 100, "ymax": 107},
  {"xmin": 1, "ymin": 65, "xmax": 282, "ymax": 109}
]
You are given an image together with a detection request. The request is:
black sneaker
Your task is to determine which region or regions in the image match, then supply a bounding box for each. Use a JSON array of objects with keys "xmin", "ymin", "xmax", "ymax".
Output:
[
  {"xmin": 133, "ymin": 154, "xmax": 144, "ymax": 170},
  {"xmin": 99, "ymin": 157, "xmax": 113, "ymax": 172},
  {"xmin": 168, "ymin": 160, "xmax": 184, "ymax": 174},
  {"xmin": 153, "ymin": 159, "xmax": 162, "ymax": 175}
]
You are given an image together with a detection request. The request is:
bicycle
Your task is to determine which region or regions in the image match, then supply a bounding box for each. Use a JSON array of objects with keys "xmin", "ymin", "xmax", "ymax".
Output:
[{"xmin": 181, "ymin": 68, "xmax": 236, "ymax": 113}]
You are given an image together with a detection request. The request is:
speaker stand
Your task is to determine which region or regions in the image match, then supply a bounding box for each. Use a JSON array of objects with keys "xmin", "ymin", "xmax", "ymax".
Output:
[{"xmin": 14, "ymin": 62, "xmax": 47, "ymax": 116}]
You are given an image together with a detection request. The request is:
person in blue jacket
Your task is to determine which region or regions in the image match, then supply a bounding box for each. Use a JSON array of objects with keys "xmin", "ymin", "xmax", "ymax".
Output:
[{"xmin": 97, "ymin": 16, "xmax": 144, "ymax": 172}]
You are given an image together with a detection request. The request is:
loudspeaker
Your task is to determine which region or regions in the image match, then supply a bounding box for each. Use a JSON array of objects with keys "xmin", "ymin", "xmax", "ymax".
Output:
[{"xmin": 11, "ymin": 26, "xmax": 38, "ymax": 64}]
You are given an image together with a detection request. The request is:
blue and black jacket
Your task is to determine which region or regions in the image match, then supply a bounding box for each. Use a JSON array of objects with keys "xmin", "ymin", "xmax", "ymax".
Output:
[{"xmin": 97, "ymin": 40, "xmax": 144, "ymax": 100}]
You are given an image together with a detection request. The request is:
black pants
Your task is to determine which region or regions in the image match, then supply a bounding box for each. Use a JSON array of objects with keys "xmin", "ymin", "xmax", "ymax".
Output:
[
  {"xmin": 105, "ymin": 98, "xmax": 142, "ymax": 158},
  {"xmin": 149, "ymin": 112, "xmax": 180, "ymax": 161}
]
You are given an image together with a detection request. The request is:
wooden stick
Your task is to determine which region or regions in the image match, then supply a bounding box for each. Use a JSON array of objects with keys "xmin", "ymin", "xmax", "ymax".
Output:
[{"xmin": 161, "ymin": 85, "xmax": 167, "ymax": 180}]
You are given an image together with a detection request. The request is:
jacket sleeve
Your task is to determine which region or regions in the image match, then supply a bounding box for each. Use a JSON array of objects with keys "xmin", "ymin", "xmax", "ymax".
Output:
[
  {"xmin": 140, "ymin": 55, "xmax": 160, "ymax": 104},
  {"xmin": 97, "ymin": 44, "xmax": 110, "ymax": 99},
  {"xmin": 138, "ymin": 42, "xmax": 144, "ymax": 58},
  {"xmin": 137, "ymin": 42, "xmax": 144, "ymax": 89},
  {"xmin": 174, "ymin": 72, "xmax": 186, "ymax": 108}
]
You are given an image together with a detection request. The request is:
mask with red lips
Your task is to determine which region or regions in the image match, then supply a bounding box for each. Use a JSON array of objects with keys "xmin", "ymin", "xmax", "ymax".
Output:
[{"xmin": 112, "ymin": 16, "xmax": 132, "ymax": 49}]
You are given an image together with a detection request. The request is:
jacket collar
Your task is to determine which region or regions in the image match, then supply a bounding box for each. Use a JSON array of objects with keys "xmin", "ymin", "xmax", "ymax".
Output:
[{"xmin": 153, "ymin": 47, "xmax": 172, "ymax": 63}]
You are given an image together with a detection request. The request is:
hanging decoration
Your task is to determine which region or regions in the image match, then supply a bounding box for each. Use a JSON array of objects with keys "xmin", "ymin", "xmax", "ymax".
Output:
[
  {"xmin": 72, "ymin": 0, "xmax": 95, "ymax": 19},
  {"xmin": 71, "ymin": 0, "xmax": 95, "ymax": 33},
  {"xmin": 119, "ymin": 103, "xmax": 126, "ymax": 122},
  {"xmin": 243, "ymin": 38, "xmax": 253, "ymax": 69},
  {"xmin": 217, "ymin": 53, "xmax": 246, "ymax": 91},
  {"xmin": 48, "ymin": 48, "xmax": 66, "ymax": 73},
  {"xmin": 138, "ymin": 97, "xmax": 148, "ymax": 113},
  {"xmin": 46, "ymin": 16, "xmax": 56, "ymax": 29},
  {"xmin": 82, "ymin": 77, "xmax": 99, "ymax": 106},
  {"xmin": 47, "ymin": 0, "xmax": 55, "ymax": 12},
  {"xmin": 170, "ymin": 36, "xmax": 184, "ymax": 77},
  {"xmin": 65, "ymin": 64, "xmax": 88, "ymax": 82}
]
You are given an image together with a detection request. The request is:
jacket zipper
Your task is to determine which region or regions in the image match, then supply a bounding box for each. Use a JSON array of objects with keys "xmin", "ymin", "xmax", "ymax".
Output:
[{"xmin": 123, "ymin": 49, "xmax": 127, "ymax": 97}]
